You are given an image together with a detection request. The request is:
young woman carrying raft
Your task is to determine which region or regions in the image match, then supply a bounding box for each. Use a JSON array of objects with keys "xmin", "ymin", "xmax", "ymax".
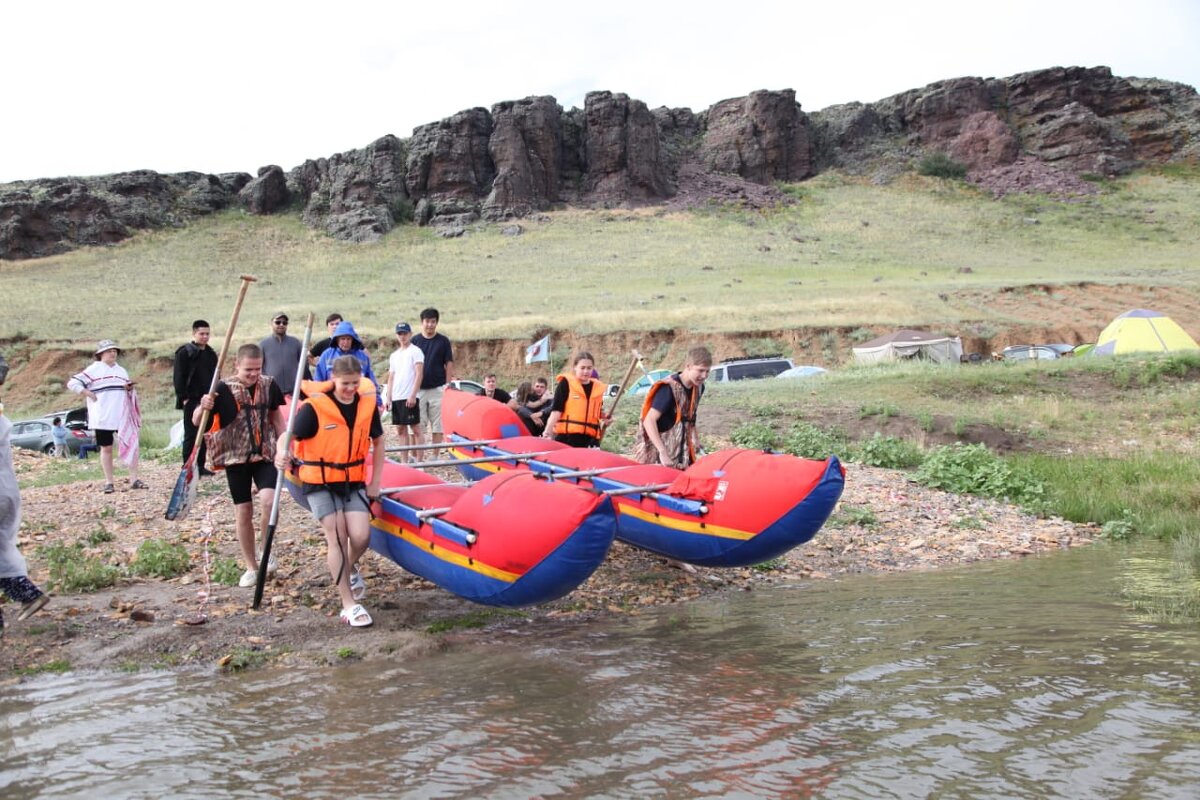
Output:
[
  {"xmin": 275, "ymin": 355, "xmax": 384, "ymax": 627},
  {"xmin": 542, "ymin": 351, "xmax": 611, "ymax": 448}
]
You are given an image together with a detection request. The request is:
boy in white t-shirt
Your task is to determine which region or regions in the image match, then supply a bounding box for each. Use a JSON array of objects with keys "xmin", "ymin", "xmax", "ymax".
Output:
[{"xmin": 383, "ymin": 322, "xmax": 425, "ymax": 462}]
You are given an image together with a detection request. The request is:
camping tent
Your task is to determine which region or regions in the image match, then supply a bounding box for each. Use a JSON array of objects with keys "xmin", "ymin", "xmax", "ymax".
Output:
[
  {"xmin": 1091, "ymin": 309, "xmax": 1199, "ymax": 356},
  {"xmin": 852, "ymin": 329, "xmax": 963, "ymax": 364}
]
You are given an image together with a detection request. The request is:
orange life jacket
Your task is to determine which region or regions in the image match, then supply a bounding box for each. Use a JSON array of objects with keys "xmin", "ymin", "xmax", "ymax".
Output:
[
  {"xmin": 293, "ymin": 378, "xmax": 376, "ymax": 486},
  {"xmin": 553, "ymin": 373, "xmax": 606, "ymax": 438}
]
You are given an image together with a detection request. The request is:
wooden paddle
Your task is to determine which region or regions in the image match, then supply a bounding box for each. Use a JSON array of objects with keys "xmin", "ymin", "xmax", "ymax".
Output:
[
  {"xmin": 254, "ymin": 312, "xmax": 315, "ymax": 610},
  {"xmin": 597, "ymin": 350, "xmax": 643, "ymax": 441},
  {"xmin": 164, "ymin": 274, "xmax": 256, "ymax": 521}
]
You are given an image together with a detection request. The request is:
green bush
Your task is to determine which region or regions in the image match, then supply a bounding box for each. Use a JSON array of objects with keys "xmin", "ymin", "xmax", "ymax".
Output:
[
  {"xmin": 41, "ymin": 543, "xmax": 121, "ymax": 592},
  {"xmin": 130, "ymin": 539, "xmax": 191, "ymax": 579},
  {"xmin": 851, "ymin": 433, "xmax": 925, "ymax": 469},
  {"xmin": 730, "ymin": 421, "xmax": 778, "ymax": 450},
  {"xmin": 783, "ymin": 422, "xmax": 847, "ymax": 459},
  {"xmin": 917, "ymin": 152, "xmax": 968, "ymax": 179},
  {"xmin": 915, "ymin": 443, "xmax": 1043, "ymax": 504},
  {"xmin": 211, "ymin": 557, "xmax": 243, "ymax": 586}
]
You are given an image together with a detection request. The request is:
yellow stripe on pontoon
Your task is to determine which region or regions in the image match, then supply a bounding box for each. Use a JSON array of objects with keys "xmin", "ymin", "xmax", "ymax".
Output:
[
  {"xmin": 372, "ymin": 515, "xmax": 521, "ymax": 583},
  {"xmin": 619, "ymin": 504, "xmax": 756, "ymax": 541}
]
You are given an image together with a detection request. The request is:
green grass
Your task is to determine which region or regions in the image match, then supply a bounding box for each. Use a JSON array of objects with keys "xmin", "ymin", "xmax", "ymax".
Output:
[
  {"xmin": 424, "ymin": 608, "xmax": 526, "ymax": 633},
  {"xmin": 1, "ymin": 169, "xmax": 1198, "ymax": 355}
]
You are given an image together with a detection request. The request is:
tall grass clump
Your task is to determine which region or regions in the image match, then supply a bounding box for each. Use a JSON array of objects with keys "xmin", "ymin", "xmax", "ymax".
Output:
[{"xmin": 1011, "ymin": 452, "xmax": 1200, "ymax": 539}]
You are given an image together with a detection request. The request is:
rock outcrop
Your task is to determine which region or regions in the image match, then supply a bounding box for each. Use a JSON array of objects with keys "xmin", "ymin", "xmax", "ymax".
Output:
[
  {"xmin": 288, "ymin": 135, "xmax": 409, "ymax": 243},
  {"xmin": 3, "ymin": 65, "xmax": 1197, "ymax": 258},
  {"xmin": 0, "ymin": 170, "xmax": 247, "ymax": 260}
]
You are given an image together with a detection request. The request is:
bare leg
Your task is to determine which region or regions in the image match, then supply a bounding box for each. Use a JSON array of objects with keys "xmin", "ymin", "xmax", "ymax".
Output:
[
  {"xmin": 320, "ymin": 510, "xmax": 356, "ymax": 610},
  {"xmin": 234, "ymin": 501, "xmax": 258, "ymax": 571},
  {"xmin": 100, "ymin": 445, "xmax": 115, "ymax": 485}
]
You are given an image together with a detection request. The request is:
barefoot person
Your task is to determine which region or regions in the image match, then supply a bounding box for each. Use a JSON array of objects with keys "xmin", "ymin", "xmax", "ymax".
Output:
[
  {"xmin": 1, "ymin": 352, "xmax": 51, "ymax": 637},
  {"xmin": 277, "ymin": 356, "xmax": 384, "ymax": 627},
  {"xmin": 542, "ymin": 352, "xmax": 611, "ymax": 448},
  {"xmin": 195, "ymin": 343, "xmax": 286, "ymax": 588},
  {"xmin": 67, "ymin": 339, "xmax": 143, "ymax": 494},
  {"xmin": 633, "ymin": 346, "xmax": 713, "ymax": 468}
]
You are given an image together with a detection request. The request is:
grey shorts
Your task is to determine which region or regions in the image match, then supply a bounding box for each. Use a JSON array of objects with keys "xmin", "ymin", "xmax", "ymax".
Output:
[
  {"xmin": 417, "ymin": 385, "xmax": 445, "ymax": 433},
  {"xmin": 307, "ymin": 487, "xmax": 370, "ymax": 521}
]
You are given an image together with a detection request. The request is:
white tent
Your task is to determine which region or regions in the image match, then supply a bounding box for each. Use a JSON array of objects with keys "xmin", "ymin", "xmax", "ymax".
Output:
[{"xmin": 852, "ymin": 329, "xmax": 963, "ymax": 364}]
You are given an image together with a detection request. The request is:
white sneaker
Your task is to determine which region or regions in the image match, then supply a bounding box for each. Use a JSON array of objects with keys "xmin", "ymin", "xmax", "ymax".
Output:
[
  {"xmin": 349, "ymin": 568, "xmax": 367, "ymax": 601},
  {"xmin": 266, "ymin": 556, "xmax": 278, "ymax": 575},
  {"xmin": 238, "ymin": 568, "xmax": 258, "ymax": 588}
]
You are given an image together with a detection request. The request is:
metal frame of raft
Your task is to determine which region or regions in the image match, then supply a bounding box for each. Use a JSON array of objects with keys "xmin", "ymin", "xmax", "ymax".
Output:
[
  {"xmin": 440, "ymin": 389, "xmax": 846, "ymax": 568},
  {"xmin": 282, "ymin": 459, "xmax": 617, "ymax": 607}
]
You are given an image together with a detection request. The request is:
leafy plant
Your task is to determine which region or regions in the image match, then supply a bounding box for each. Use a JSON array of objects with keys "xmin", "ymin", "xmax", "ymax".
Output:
[
  {"xmin": 730, "ymin": 421, "xmax": 778, "ymax": 450},
  {"xmin": 827, "ymin": 504, "xmax": 878, "ymax": 528},
  {"xmin": 87, "ymin": 525, "xmax": 115, "ymax": 545},
  {"xmin": 783, "ymin": 422, "xmax": 847, "ymax": 459},
  {"xmin": 851, "ymin": 433, "xmax": 925, "ymax": 469},
  {"xmin": 210, "ymin": 558, "xmax": 243, "ymax": 586},
  {"xmin": 915, "ymin": 443, "xmax": 1044, "ymax": 504},
  {"xmin": 130, "ymin": 539, "xmax": 191, "ymax": 579},
  {"xmin": 41, "ymin": 542, "xmax": 121, "ymax": 592},
  {"xmin": 751, "ymin": 557, "xmax": 785, "ymax": 572},
  {"xmin": 1101, "ymin": 509, "xmax": 1137, "ymax": 540}
]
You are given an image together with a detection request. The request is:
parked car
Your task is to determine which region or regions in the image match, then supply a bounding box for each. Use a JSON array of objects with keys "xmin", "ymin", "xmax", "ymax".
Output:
[
  {"xmin": 11, "ymin": 408, "xmax": 95, "ymax": 454},
  {"xmin": 1000, "ymin": 345, "xmax": 1060, "ymax": 361},
  {"xmin": 708, "ymin": 356, "xmax": 795, "ymax": 383},
  {"xmin": 448, "ymin": 379, "xmax": 486, "ymax": 395},
  {"xmin": 775, "ymin": 365, "xmax": 828, "ymax": 380}
]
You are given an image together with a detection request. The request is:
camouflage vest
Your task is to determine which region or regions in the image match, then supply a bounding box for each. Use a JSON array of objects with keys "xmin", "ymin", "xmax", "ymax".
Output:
[{"xmin": 205, "ymin": 376, "xmax": 276, "ymax": 470}]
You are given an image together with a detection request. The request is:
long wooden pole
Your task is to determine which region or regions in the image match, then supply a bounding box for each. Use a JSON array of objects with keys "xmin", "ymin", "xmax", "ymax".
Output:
[
  {"xmin": 253, "ymin": 312, "xmax": 314, "ymax": 609},
  {"xmin": 165, "ymin": 274, "xmax": 256, "ymax": 521}
]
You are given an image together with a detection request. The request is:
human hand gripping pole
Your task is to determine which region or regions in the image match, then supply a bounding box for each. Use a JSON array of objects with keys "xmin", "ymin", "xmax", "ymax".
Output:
[
  {"xmin": 254, "ymin": 312, "xmax": 315, "ymax": 610},
  {"xmin": 165, "ymin": 275, "xmax": 256, "ymax": 521}
]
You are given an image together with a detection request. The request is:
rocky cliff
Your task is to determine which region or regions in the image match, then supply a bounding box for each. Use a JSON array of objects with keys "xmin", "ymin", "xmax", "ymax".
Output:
[{"xmin": 2, "ymin": 65, "xmax": 1197, "ymax": 259}]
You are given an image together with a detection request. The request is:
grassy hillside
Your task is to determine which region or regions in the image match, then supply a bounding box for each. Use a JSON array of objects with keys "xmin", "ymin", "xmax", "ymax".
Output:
[{"xmin": 2, "ymin": 167, "xmax": 1198, "ymax": 354}]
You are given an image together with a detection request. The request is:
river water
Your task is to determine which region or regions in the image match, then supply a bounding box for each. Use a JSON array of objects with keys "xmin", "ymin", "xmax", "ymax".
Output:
[{"xmin": 3, "ymin": 541, "xmax": 1198, "ymax": 799}]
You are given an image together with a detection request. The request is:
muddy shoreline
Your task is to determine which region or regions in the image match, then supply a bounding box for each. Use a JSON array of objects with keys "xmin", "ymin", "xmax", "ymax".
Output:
[{"xmin": 0, "ymin": 442, "xmax": 1096, "ymax": 679}]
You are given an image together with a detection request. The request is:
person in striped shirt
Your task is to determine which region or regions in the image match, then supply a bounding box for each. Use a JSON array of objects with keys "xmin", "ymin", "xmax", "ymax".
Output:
[{"xmin": 68, "ymin": 339, "xmax": 144, "ymax": 494}]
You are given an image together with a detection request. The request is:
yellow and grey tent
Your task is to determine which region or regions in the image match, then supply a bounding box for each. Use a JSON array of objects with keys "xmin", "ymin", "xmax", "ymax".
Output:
[{"xmin": 1091, "ymin": 309, "xmax": 1199, "ymax": 356}]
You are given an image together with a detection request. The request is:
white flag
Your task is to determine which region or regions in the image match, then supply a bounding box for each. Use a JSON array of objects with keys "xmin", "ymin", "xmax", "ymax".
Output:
[{"xmin": 525, "ymin": 335, "xmax": 550, "ymax": 364}]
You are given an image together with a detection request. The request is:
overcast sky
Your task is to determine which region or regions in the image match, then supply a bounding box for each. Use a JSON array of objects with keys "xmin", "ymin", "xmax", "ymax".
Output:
[{"xmin": 3, "ymin": 0, "xmax": 1197, "ymax": 183}]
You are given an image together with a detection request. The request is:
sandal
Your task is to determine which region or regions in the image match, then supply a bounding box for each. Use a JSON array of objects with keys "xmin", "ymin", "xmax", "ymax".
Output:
[
  {"xmin": 339, "ymin": 604, "xmax": 373, "ymax": 628},
  {"xmin": 103, "ymin": 483, "xmax": 115, "ymax": 494},
  {"xmin": 18, "ymin": 593, "xmax": 50, "ymax": 622},
  {"xmin": 130, "ymin": 479, "xmax": 148, "ymax": 489}
]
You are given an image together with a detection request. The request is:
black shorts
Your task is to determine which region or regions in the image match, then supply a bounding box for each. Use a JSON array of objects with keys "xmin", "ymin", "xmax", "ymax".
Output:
[
  {"xmin": 224, "ymin": 460, "xmax": 278, "ymax": 505},
  {"xmin": 391, "ymin": 400, "xmax": 421, "ymax": 426},
  {"xmin": 95, "ymin": 429, "xmax": 116, "ymax": 447}
]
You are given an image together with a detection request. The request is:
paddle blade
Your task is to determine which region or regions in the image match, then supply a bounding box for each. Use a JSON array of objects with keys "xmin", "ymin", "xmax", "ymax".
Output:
[{"xmin": 165, "ymin": 462, "xmax": 199, "ymax": 521}]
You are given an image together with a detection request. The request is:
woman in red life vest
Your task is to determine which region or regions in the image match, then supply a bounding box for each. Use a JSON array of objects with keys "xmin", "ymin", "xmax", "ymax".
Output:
[
  {"xmin": 276, "ymin": 356, "xmax": 384, "ymax": 627},
  {"xmin": 542, "ymin": 352, "xmax": 611, "ymax": 448}
]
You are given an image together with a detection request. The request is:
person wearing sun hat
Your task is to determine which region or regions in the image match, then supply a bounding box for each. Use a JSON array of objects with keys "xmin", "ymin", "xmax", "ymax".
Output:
[{"xmin": 67, "ymin": 339, "xmax": 144, "ymax": 494}]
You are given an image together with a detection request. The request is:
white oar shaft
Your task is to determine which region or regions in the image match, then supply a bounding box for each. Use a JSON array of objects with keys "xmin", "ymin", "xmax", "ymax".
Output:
[
  {"xmin": 381, "ymin": 482, "xmax": 472, "ymax": 495},
  {"xmin": 385, "ymin": 438, "xmax": 504, "ymax": 453},
  {"xmin": 603, "ymin": 482, "xmax": 673, "ymax": 497}
]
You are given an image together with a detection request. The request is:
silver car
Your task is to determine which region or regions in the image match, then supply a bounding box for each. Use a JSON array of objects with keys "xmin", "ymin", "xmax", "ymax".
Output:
[{"xmin": 11, "ymin": 408, "xmax": 95, "ymax": 454}]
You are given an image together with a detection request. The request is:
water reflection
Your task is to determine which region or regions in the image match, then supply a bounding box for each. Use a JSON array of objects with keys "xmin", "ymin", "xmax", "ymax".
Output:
[{"xmin": 2, "ymin": 542, "xmax": 1198, "ymax": 799}]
